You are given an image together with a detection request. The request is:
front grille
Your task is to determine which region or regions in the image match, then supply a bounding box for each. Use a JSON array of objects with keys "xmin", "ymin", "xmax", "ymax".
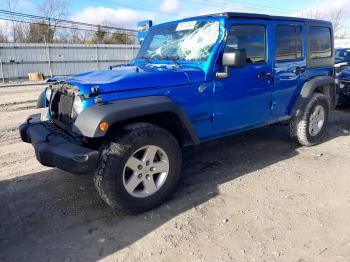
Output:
[
  {"xmin": 58, "ymin": 93, "xmax": 74, "ymax": 124},
  {"xmin": 50, "ymin": 91, "xmax": 75, "ymax": 126}
]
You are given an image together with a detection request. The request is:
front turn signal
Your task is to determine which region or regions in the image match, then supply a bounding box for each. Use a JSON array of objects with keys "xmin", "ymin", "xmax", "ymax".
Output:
[{"xmin": 99, "ymin": 121, "xmax": 109, "ymax": 132}]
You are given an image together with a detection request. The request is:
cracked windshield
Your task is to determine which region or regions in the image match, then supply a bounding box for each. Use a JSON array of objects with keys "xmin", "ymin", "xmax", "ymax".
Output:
[{"xmin": 137, "ymin": 20, "xmax": 220, "ymax": 61}]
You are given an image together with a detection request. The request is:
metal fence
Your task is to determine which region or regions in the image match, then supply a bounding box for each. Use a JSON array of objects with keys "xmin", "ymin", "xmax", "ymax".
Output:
[{"xmin": 0, "ymin": 43, "xmax": 140, "ymax": 81}]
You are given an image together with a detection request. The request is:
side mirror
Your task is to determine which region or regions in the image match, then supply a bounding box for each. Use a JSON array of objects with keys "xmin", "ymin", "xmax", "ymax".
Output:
[
  {"xmin": 222, "ymin": 49, "xmax": 246, "ymax": 67},
  {"xmin": 217, "ymin": 49, "xmax": 247, "ymax": 79}
]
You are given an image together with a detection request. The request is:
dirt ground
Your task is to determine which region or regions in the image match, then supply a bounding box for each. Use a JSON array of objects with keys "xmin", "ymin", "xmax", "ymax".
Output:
[{"xmin": 0, "ymin": 84, "xmax": 349, "ymax": 262}]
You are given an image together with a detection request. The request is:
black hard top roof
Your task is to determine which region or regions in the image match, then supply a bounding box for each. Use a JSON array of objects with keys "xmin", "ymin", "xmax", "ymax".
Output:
[{"xmin": 190, "ymin": 12, "xmax": 332, "ymax": 26}]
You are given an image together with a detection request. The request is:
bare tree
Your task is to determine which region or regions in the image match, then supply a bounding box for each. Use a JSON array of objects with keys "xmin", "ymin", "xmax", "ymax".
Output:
[
  {"xmin": 5, "ymin": 0, "xmax": 29, "ymax": 42},
  {"xmin": 328, "ymin": 10, "xmax": 349, "ymax": 39},
  {"xmin": 14, "ymin": 23, "xmax": 29, "ymax": 42},
  {"xmin": 302, "ymin": 8, "xmax": 348, "ymax": 39},
  {"xmin": 36, "ymin": 0, "xmax": 71, "ymax": 42},
  {"xmin": 0, "ymin": 27, "xmax": 8, "ymax": 43},
  {"xmin": 69, "ymin": 29, "xmax": 92, "ymax": 44},
  {"xmin": 5, "ymin": 0, "xmax": 18, "ymax": 42},
  {"xmin": 55, "ymin": 29, "xmax": 71, "ymax": 43},
  {"xmin": 6, "ymin": 0, "xmax": 29, "ymax": 43}
]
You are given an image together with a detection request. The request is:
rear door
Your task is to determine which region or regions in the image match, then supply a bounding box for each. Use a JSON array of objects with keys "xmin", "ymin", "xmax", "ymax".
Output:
[{"xmin": 271, "ymin": 21, "xmax": 306, "ymax": 117}]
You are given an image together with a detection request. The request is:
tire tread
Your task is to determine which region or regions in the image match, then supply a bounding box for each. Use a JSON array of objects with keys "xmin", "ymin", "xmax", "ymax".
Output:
[
  {"xmin": 94, "ymin": 122, "xmax": 181, "ymax": 213},
  {"xmin": 289, "ymin": 93, "xmax": 329, "ymax": 147}
]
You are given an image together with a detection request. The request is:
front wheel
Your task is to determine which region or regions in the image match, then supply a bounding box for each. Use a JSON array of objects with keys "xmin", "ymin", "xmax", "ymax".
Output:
[
  {"xmin": 289, "ymin": 93, "xmax": 330, "ymax": 146},
  {"xmin": 94, "ymin": 123, "xmax": 182, "ymax": 213}
]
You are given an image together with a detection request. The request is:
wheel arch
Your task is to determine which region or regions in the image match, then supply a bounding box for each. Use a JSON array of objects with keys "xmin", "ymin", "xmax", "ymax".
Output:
[
  {"xmin": 291, "ymin": 76, "xmax": 336, "ymax": 117},
  {"xmin": 72, "ymin": 96, "xmax": 200, "ymax": 146},
  {"xmin": 106, "ymin": 111, "xmax": 197, "ymax": 146}
]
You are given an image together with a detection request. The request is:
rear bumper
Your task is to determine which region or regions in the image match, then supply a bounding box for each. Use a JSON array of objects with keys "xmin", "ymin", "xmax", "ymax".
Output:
[{"xmin": 20, "ymin": 114, "xmax": 100, "ymax": 174}]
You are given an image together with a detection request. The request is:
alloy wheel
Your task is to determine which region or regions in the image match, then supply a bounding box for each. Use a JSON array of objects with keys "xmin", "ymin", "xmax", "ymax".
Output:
[
  {"xmin": 122, "ymin": 145, "xmax": 169, "ymax": 198},
  {"xmin": 309, "ymin": 105, "xmax": 325, "ymax": 136}
]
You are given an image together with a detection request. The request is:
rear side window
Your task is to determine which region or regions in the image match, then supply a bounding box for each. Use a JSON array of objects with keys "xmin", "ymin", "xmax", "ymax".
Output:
[
  {"xmin": 275, "ymin": 25, "xmax": 303, "ymax": 61},
  {"xmin": 309, "ymin": 27, "xmax": 332, "ymax": 59},
  {"xmin": 225, "ymin": 25, "xmax": 266, "ymax": 64}
]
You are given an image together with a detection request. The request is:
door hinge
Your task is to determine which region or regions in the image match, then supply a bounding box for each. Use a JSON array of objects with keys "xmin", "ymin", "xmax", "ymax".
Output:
[
  {"xmin": 212, "ymin": 113, "xmax": 222, "ymax": 120},
  {"xmin": 271, "ymin": 101, "xmax": 278, "ymax": 111}
]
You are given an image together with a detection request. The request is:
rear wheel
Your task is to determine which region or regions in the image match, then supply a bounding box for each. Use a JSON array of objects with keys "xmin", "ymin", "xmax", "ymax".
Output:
[
  {"xmin": 289, "ymin": 93, "xmax": 329, "ymax": 146},
  {"xmin": 94, "ymin": 123, "xmax": 182, "ymax": 213}
]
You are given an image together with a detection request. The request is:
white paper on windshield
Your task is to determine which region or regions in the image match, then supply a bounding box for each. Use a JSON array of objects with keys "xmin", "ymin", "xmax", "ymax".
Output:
[{"xmin": 176, "ymin": 21, "xmax": 196, "ymax": 31}]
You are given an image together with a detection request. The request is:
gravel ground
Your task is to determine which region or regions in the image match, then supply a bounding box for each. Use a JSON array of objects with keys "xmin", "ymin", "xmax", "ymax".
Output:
[{"xmin": 0, "ymin": 84, "xmax": 349, "ymax": 262}]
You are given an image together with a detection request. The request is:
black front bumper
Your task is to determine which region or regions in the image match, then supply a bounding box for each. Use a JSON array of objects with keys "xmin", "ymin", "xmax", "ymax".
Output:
[{"xmin": 20, "ymin": 114, "xmax": 100, "ymax": 174}]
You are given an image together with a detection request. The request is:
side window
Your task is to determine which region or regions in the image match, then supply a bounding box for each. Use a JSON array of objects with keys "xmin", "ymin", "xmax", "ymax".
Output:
[
  {"xmin": 225, "ymin": 25, "xmax": 266, "ymax": 64},
  {"xmin": 309, "ymin": 27, "xmax": 332, "ymax": 59},
  {"xmin": 275, "ymin": 25, "xmax": 303, "ymax": 61}
]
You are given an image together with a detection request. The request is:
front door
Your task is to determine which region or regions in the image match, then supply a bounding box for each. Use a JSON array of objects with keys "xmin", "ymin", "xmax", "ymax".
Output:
[{"xmin": 212, "ymin": 20, "xmax": 272, "ymax": 131}]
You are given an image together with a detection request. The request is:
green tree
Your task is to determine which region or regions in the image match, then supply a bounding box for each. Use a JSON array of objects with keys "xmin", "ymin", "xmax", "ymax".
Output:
[
  {"xmin": 109, "ymin": 32, "xmax": 133, "ymax": 44},
  {"xmin": 27, "ymin": 22, "xmax": 53, "ymax": 43},
  {"xmin": 95, "ymin": 26, "xmax": 106, "ymax": 44}
]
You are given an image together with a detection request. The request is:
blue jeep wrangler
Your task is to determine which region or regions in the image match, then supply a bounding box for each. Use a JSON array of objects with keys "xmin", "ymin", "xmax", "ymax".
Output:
[{"xmin": 20, "ymin": 13, "xmax": 336, "ymax": 213}]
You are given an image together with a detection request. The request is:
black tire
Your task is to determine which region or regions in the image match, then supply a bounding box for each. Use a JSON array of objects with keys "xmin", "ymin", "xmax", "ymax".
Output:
[
  {"xmin": 289, "ymin": 93, "xmax": 330, "ymax": 146},
  {"xmin": 94, "ymin": 123, "xmax": 182, "ymax": 214}
]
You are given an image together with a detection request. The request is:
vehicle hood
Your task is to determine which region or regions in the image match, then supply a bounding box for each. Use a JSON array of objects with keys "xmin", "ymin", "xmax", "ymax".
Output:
[
  {"xmin": 337, "ymin": 69, "xmax": 350, "ymax": 80},
  {"xmin": 50, "ymin": 65, "xmax": 206, "ymax": 94}
]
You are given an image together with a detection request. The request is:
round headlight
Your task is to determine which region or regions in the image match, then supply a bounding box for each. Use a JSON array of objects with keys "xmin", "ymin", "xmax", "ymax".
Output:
[
  {"xmin": 73, "ymin": 96, "xmax": 83, "ymax": 115},
  {"xmin": 45, "ymin": 88, "xmax": 52, "ymax": 102}
]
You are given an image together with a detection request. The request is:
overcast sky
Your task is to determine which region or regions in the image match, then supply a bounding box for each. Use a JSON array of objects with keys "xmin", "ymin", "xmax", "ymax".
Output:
[{"xmin": 1, "ymin": 0, "xmax": 350, "ymax": 29}]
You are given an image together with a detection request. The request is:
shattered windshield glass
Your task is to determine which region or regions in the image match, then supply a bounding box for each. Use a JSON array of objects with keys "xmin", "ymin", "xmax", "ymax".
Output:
[{"xmin": 137, "ymin": 20, "xmax": 220, "ymax": 61}]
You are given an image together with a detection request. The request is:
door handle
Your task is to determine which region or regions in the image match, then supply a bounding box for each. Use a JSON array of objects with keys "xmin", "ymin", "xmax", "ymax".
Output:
[
  {"xmin": 292, "ymin": 66, "xmax": 306, "ymax": 74},
  {"xmin": 257, "ymin": 72, "xmax": 273, "ymax": 80}
]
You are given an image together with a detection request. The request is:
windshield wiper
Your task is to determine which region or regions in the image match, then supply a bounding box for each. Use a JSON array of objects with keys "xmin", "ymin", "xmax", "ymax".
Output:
[{"xmin": 164, "ymin": 56, "xmax": 181, "ymax": 68}]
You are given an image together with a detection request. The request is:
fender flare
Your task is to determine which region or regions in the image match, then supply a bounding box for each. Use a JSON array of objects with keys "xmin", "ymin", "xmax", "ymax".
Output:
[
  {"xmin": 72, "ymin": 96, "xmax": 200, "ymax": 145},
  {"xmin": 291, "ymin": 76, "xmax": 336, "ymax": 116}
]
